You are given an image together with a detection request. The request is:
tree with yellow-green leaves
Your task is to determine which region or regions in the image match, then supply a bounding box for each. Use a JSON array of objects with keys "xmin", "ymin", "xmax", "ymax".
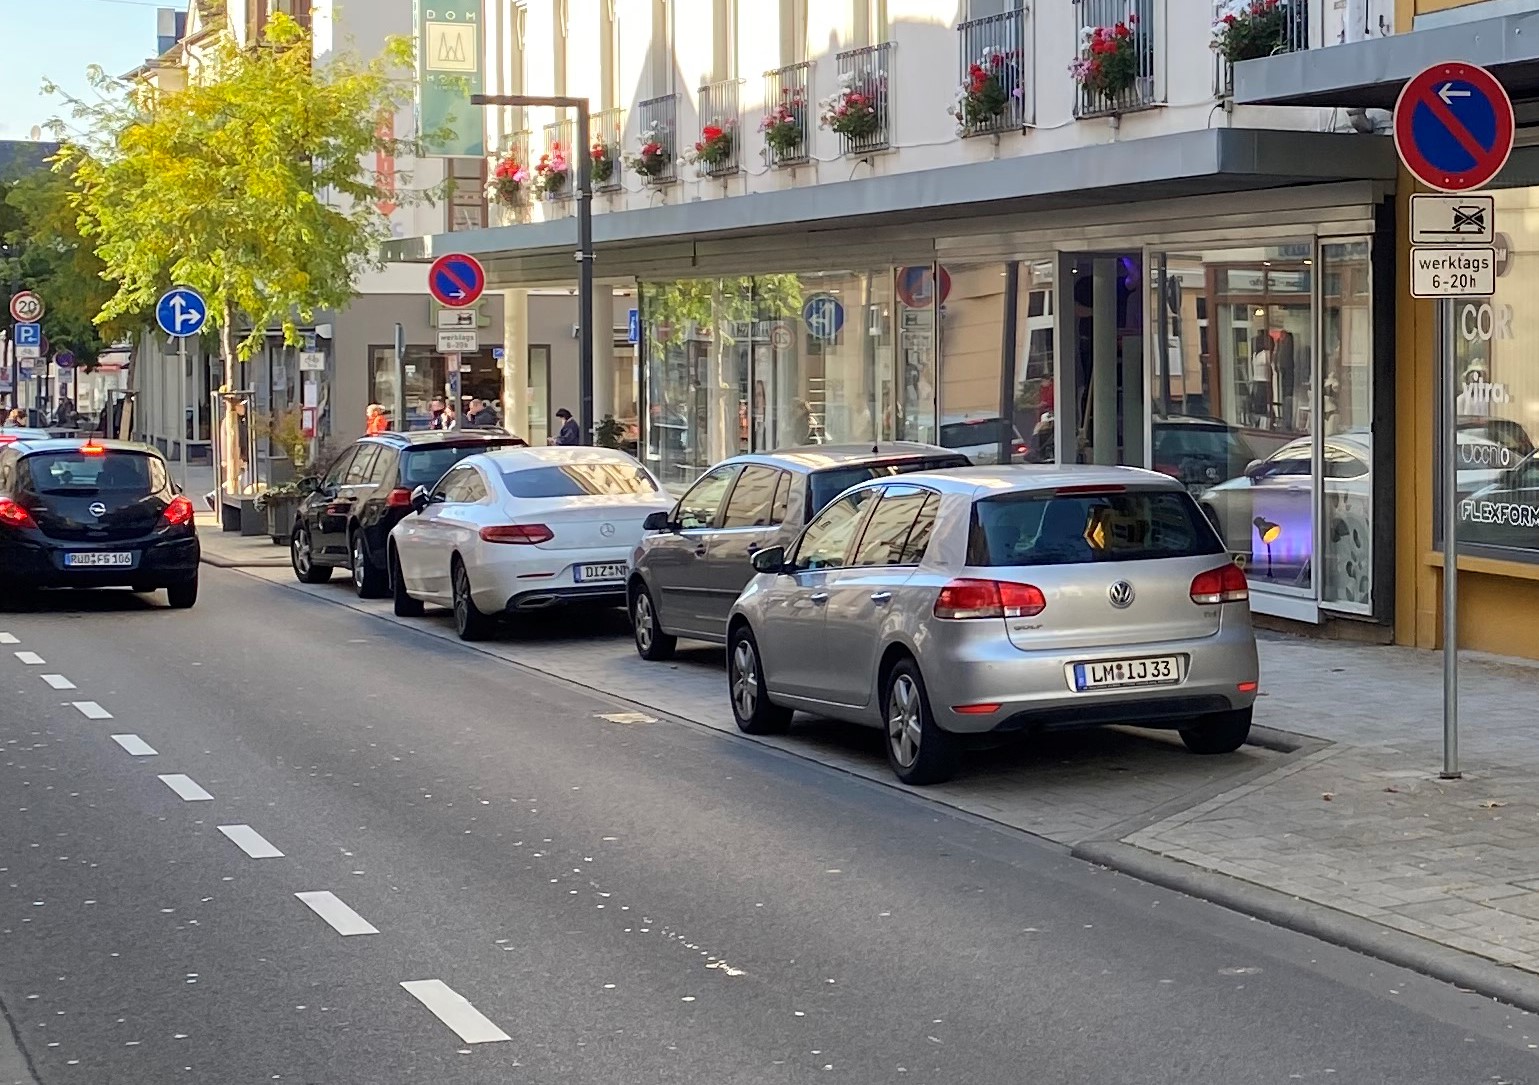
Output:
[{"xmin": 51, "ymin": 13, "xmax": 436, "ymax": 403}]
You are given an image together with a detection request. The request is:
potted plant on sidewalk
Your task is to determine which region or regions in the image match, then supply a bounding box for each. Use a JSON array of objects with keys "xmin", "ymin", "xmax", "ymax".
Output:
[{"xmin": 254, "ymin": 481, "xmax": 306, "ymax": 545}]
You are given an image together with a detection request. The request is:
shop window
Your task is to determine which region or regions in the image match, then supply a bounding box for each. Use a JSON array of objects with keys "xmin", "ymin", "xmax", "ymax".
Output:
[
  {"xmin": 1321, "ymin": 240, "xmax": 1374, "ymax": 611},
  {"xmin": 1152, "ymin": 244, "xmax": 1316, "ymax": 598},
  {"xmin": 938, "ymin": 264, "xmax": 1011, "ymax": 464},
  {"xmin": 1445, "ymin": 187, "xmax": 1539, "ymax": 560},
  {"xmin": 1014, "ymin": 259, "xmax": 1056, "ymax": 463},
  {"xmin": 370, "ymin": 346, "xmax": 503, "ymax": 431}
]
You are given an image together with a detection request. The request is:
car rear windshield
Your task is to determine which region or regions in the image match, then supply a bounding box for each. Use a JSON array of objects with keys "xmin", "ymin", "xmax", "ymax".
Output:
[
  {"xmin": 940, "ymin": 420, "xmax": 1018, "ymax": 449},
  {"xmin": 402, "ymin": 443, "xmax": 519, "ymax": 487},
  {"xmin": 967, "ymin": 487, "xmax": 1224, "ymax": 567},
  {"xmin": 501, "ymin": 462, "xmax": 661, "ymax": 499},
  {"xmin": 20, "ymin": 450, "xmax": 167, "ymax": 497},
  {"xmin": 809, "ymin": 457, "xmax": 968, "ymax": 515}
]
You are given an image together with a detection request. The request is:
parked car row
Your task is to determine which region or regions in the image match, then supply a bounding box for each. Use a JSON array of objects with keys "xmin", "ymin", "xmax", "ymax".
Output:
[{"xmin": 288, "ymin": 433, "xmax": 1260, "ymax": 785}]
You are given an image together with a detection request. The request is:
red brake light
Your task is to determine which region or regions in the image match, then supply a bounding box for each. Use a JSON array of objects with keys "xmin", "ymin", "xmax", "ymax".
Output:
[
  {"xmin": 1055, "ymin": 484, "xmax": 1125, "ymax": 496},
  {"xmin": 161, "ymin": 495, "xmax": 195, "ymax": 527},
  {"xmin": 79, "ymin": 443, "xmax": 106, "ymax": 456},
  {"xmin": 934, "ymin": 578, "xmax": 1046, "ymax": 620},
  {"xmin": 0, "ymin": 435, "xmax": 17, "ymax": 444},
  {"xmin": 0, "ymin": 497, "xmax": 36, "ymax": 529},
  {"xmin": 479, "ymin": 523, "xmax": 554, "ymax": 545},
  {"xmin": 385, "ymin": 487, "xmax": 414, "ymax": 508},
  {"xmin": 1190, "ymin": 563, "xmax": 1249, "ymax": 605}
]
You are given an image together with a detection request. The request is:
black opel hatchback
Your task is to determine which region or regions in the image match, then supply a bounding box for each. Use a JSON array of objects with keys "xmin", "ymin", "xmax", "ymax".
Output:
[{"xmin": 0, "ymin": 436, "xmax": 201, "ymax": 608}]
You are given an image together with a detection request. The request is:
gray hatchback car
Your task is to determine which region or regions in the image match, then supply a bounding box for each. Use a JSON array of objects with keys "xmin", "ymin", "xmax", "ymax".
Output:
[
  {"xmin": 725, "ymin": 465, "xmax": 1260, "ymax": 785},
  {"xmin": 627, "ymin": 443, "xmax": 969, "ymax": 659}
]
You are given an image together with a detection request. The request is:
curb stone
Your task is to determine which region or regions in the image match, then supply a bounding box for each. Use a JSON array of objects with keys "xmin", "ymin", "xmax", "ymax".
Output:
[
  {"xmin": 1071, "ymin": 839, "xmax": 1539, "ymax": 1016},
  {"xmin": 0, "ymin": 994, "xmax": 40, "ymax": 1085},
  {"xmin": 200, "ymin": 554, "xmax": 291, "ymax": 569}
]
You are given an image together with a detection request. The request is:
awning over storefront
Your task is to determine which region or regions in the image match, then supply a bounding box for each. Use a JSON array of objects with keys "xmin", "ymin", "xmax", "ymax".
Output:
[
  {"xmin": 382, "ymin": 128, "xmax": 1396, "ymax": 285},
  {"xmin": 1233, "ymin": 10, "xmax": 1539, "ymax": 110}
]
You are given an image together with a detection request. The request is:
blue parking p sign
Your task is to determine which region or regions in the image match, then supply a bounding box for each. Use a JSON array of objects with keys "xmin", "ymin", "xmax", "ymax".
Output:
[{"xmin": 14, "ymin": 323, "xmax": 40, "ymax": 348}]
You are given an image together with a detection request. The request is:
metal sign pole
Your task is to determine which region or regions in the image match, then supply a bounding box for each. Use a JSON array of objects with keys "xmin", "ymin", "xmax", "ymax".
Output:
[
  {"xmin": 178, "ymin": 335, "xmax": 190, "ymax": 494},
  {"xmin": 1442, "ymin": 298, "xmax": 1461, "ymax": 780}
]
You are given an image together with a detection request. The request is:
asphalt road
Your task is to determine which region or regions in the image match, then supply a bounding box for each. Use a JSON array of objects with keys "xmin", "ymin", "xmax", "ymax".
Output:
[{"xmin": 0, "ymin": 570, "xmax": 1536, "ymax": 1085}]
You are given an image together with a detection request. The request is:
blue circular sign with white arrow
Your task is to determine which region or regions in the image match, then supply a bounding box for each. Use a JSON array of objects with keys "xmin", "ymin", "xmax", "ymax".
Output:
[
  {"xmin": 156, "ymin": 286, "xmax": 208, "ymax": 338},
  {"xmin": 803, "ymin": 294, "xmax": 844, "ymax": 341}
]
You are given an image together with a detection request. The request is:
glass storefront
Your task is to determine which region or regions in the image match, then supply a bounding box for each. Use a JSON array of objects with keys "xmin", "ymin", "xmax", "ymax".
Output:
[
  {"xmin": 639, "ymin": 239, "xmax": 1381, "ymax": 621},
  {"xmin": 1443, "ymin": 185, "xmax": 1539, "ymax": 559},
  {"xmin": 369, "ymin": 345, "xmax": 504, "ymax": 430}
]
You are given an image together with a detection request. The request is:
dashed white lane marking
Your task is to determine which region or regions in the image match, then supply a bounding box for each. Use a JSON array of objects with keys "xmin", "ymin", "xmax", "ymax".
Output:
[
  {"xmin": 41, "ymin": 675, "xmax": 76, "ymax": 690},
  {"xmin": 14, "ymin": 652, "xmax": 44, "ymax": 665},
  {"xmin": 158, "ymin": 774, "xmax": 213, "ymax": 802},
  {"xmin": 295, "ymin": 891, "xmax": 378, "ymax": 936},
  {"xmin": 111, "ymin": 734, "xmax": 158, "ymax": 757},
  {"xmin": 219, "ymin": 825, "xmax": 283, "ymax": 859},
  {"xmin": 72, "ymin": 701, "xmax": 112, "ymax": 720},
  {"xmin": 0, "ymin": 633, "xmax": 17, "ymax": 644},
  {"xmin": 400, "ymin": 980, "xmax": 510, "ymax": 1044}
]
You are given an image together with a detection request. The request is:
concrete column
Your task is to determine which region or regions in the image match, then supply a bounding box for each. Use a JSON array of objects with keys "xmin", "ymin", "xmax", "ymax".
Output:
[
  {"xmin": 1092, "ymin": 258, "xmax": 1118, "ymax": 466},
  {"xmin": 502, "ymin": 289, "xmax": 530, "ymax": 441},
  {"xmin": 590, "ymin": 289, "xmax": 616, "ymax": 438}
]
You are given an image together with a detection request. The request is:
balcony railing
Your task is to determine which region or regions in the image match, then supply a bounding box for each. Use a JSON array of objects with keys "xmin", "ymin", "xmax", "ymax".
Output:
[
  {"xmin": 957, "ymin": 8, "xmax": 1027, "ymax": 136},
  {"xmin": 1212, "ymin": 0, "xmax": 1312, "ymax": 98},
  {"xmin": 695, "ymin": 78, "xmax": 743, "ymax": 178},
  {"xmin": 541, "ymin": 118, "xmax": 574, "ymax": 204},
  {"xmin": 591, "ymin": 106, "xmax": 624, "ymax": 192},
  {"xmin": 636, "ymin": 93, "xmax": 678, "ymax": 185},
  {"xmin": 763, "ymin": 62, "xmax": 813, "ymax": 167},
  {"xmin": 833, "ymin": 41, "xmax": 894, "ymax": 155},
  {"xmin": 1072, "ymin": 0, "xmax": 1158, "ymax": 119}
]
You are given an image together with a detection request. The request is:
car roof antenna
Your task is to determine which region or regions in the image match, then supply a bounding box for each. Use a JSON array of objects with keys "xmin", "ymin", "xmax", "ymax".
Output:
[{"xmin": 872, "ymin": 443, "xmax": 879, "ymax": 455}]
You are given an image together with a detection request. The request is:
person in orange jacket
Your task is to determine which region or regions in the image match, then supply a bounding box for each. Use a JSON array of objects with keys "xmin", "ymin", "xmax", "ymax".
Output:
[{"xmin": 365, "ymin": 403, "xmax": 390, "ymax": 435}]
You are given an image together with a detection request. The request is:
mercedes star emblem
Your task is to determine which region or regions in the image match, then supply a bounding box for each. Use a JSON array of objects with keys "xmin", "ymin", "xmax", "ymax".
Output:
[
  {"xmin": 1108, "ymin": 580, "xmax": 1135, "ymax": 609},
  {"xmin": 599, "ymin": 522, "xmax": 616, "ymax": 538},
  {"xmin": 89, "ymin": 502, "xmax": 107, "ymax": 518}
]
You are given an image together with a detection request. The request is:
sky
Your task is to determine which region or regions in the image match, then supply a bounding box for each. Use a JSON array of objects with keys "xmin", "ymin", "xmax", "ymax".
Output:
[{"xmin": 0, "ymin": 0, "xmax": 161, "ymax": 140}]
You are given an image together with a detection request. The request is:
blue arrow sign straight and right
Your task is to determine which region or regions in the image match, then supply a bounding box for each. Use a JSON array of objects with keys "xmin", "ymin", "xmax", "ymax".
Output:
[{"xmin": 156, "ymin": 286, "xmax": 209, "ymax": 338}]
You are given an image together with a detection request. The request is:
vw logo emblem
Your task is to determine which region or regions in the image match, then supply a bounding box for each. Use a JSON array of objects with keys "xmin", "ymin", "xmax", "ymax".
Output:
[
  {"xmin": 599, "ymin": 522, "xmax": 616, "ymax": 538},
  {"xmin": 88, "ymin": 503, "xmax": 107, "ymax": 518},
  {"xmin": 1108, "ymin": 580, "xmax": 1135, "ymax": 609}
]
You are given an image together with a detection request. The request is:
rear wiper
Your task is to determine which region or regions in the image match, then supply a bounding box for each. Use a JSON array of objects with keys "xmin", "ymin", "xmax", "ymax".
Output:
[{"xmin": 36, "ymin": 487, "xmax": 101, "ymax": 496}]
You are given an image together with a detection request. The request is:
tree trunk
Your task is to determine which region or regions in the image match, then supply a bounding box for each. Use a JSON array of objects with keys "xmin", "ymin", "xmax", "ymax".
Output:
[{"xmin": 220, "ymin": 296, "xmax": 243, "ymax": 495}]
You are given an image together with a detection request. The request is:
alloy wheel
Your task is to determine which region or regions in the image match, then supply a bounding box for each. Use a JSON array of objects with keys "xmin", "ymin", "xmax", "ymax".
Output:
[
  {"xmin": 887, "ymin": 674, "xmax": 923, "ymax": 770},
  {"xmin": 454, "ymin": 567, "xmax": 470, "ymax": 630},
  {"xmin": 633, "ymin": 593, "xmax": 654, "ymax": 653},
  {"xmin": 293, "ymin": 530, "xmax": 311, "ymax": 575},
  {"xmin": 731, "ymin": 639, "xmax": 759, "ymax": 720},
  {"xmin": 352, "ymin": 536, "xmax": 365, "ymax": 590}
]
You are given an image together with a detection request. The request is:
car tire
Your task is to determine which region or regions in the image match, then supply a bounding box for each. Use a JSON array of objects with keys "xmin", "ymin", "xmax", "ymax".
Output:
[
  {"xmin": 291, "ymin": 525, "xmax": 332, "ymax": 584},
  {"xmin": 727, "ymin": 625, "xmax": 791, "ymax": 735},
  {"xmin": 630, "ymin": 583, "xmax": 676, "ymax": 661},
  {"xmin": 350, "ymin": 529, "xmax": 388, "ymax": 599},
  {"xmin": 166, "ymin": 577, "xmax": 198, "ymax": 610},
  {"xmin": 451, "ymin": 559, "xmax": 496, "ymax": 642},
  {"xmin": 390, "ymin": 547, "xmax": 424, "ymax": 618},
  {"xmin": 1179, "ymin": 705, "xmax": 1253, "ymax": 755},
  {"xmin": 883, "ymin": 657, "xmax": 959, "ymax": 786}
]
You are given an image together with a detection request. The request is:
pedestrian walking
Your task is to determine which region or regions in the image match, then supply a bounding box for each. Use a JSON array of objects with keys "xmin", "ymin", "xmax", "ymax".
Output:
[
  {"xmin": 365, "ymin": 403, "xmax": 390, "ymax": 435},
  {"xmin": 550, "ymin": 408, "xmax": 582, "ymax": 446}
]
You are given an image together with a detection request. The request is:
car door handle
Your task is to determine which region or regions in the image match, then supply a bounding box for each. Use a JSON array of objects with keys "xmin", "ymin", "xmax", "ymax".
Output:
[
  {"xmin": 810, "ymin": 592, "xmax": 829, "ymax": 605},
  {"xmin": 693, "ymin": 546, "xmax": 707, "ymax": 557},
  {"xmin": 870, "ymin": 591, "xmax": 893, "ymax": 605}
]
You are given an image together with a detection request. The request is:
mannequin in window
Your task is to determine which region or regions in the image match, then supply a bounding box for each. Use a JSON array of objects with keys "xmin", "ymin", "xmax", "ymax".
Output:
[
  {"xmin": 1270, "ymin": 326, "xmax": 1296, "ymax": 430},
  {"xmin": 1248, "ymin": 332, "xmax": 1273, "ymax": 429}
]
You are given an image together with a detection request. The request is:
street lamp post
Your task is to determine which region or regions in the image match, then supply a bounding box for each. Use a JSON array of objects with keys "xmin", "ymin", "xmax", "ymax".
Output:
[{"xmin": 470, "ymin": 94, "xmax": 594, "ymax": 443}]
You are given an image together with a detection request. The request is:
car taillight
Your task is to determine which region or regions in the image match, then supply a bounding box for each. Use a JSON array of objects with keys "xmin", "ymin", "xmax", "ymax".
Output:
[
  {"xmin": 0, "ymin": 498, "xmax": 36, "ymax": 529},
  {"xmin": 1190, "ymin": 563, "xmax": 1249, "ymax": 605},
  {"xmin": 934, "ymin": 578, "xmax": 1046, "ymax": 620},
  {"xmin": 479, "ymin": 524, "xmax": 554, "ymax": 545},
  {"xmin": 1013, "ymin": 443, "xmax": 1029, "ymax": 455},
  {"xmin": 385, "ymin": 488, "xmax": 414, "ymax": 508},
  {"xmin": 161, "ymin": 495, "xmax": 195, "ymax": 527},
  {"xmin": 79, "ymin": 442, "xmax": 106, "ymax": 456},
  {"xmin": 0, "ymin": 435, "xmax": 17, "ymax": 445}
]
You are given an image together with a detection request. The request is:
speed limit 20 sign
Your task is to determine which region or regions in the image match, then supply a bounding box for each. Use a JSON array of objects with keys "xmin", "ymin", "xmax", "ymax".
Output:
[{"xmin": 8, "ymin": 291, "xmax": 43, "ymax": 323}]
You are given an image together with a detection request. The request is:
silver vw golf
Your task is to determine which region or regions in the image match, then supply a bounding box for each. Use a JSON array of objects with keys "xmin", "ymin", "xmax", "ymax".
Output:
[{"xmin": 725, "ymin": 465, "xmax": 1260, "ymax": 785}]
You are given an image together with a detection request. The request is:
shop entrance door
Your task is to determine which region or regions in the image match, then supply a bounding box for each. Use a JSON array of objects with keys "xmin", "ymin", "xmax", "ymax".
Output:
[{"xmin": 1058, "ymin": 253, "xmax": 1147, "ymax": 469}]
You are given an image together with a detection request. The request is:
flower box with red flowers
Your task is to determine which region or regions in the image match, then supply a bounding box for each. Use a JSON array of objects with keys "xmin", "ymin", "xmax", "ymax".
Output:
[
  {"xmin": 1069, "ymin": 17, "xmax": 1141, "ymax": 100},
  {"xmin": 760, "ymin": 91, "xmax": 808, "ymax": 158},
  {"xmin": 535, "ymin": 144, "xmax": 570, "ymax": 197},
  {"xmin": 689, "ymin": 121, "xmax": 735, "ymax": 169},
  {"xmin": 489, "ymin": 154, "xmax": 530, "ymax": 206},
  {"xmin": 1211, "ymin": 0, "xmax": 1292, "ymax": 64}
]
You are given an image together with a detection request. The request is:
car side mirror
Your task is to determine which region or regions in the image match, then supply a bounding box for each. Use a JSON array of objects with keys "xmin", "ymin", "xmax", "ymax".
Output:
[
  {"xmin": 296, "ymin": 475, "xmax": 321, "ymax": 496},
  {"xmin": 642, "ymin": 510, "xmax": 671, "ymax": 532},
  {"xmin": 1244, "ymin": 459, "xmax": 1263, "ymax": 482},
  {"xmin": 751, "ymin": 545, "xmax": 787, "ymax": 574},
  {"xmin": 410, "ymin": 485, "xmax": 434, "ymax": 513}
]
